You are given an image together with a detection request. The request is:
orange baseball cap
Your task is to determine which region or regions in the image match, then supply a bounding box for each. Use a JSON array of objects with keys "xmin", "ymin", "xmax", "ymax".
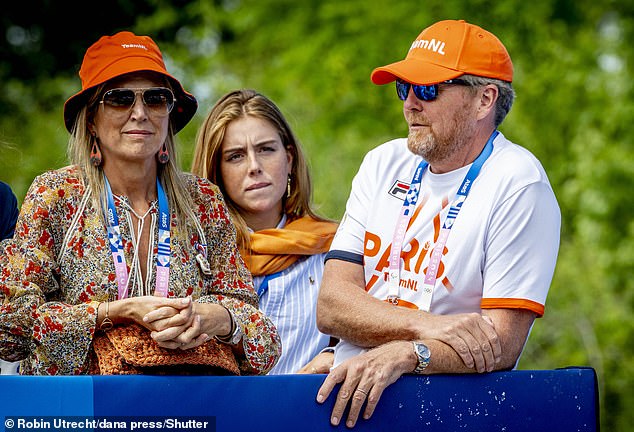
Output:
[
  {"xmin": 371, "ymin": 20, "xmax": 513, "ymax": 86},
  {"xmin": 63, "ymin": 31, "xmax": 197, "ymax": 133}
]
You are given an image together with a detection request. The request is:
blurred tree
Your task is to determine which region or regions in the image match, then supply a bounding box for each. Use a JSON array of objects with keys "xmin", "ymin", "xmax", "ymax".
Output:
[{"xmin": 0, "ymin": 0, "xmax": 199, "ymax": 193}]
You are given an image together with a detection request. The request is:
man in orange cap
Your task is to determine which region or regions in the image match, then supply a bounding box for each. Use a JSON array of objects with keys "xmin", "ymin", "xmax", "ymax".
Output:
[{"xmin": 316, "ymin": 20, "xmax": 561, "ymax": 427}]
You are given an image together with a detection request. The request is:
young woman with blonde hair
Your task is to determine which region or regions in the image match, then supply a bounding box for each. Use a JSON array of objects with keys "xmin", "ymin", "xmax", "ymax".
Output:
[{"xmin": 192, "ymin": 89, "xmax": 338, "ymax": 374}]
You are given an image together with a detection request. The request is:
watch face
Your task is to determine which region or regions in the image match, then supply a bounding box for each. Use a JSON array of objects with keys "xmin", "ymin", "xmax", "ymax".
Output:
[
  {"xmin": 416, "ymin": 342, "xmax": 430, "ymax": 359},
  {"xmin": 413, "ymin": 342, "xmax": 430, "ymax": 373}
]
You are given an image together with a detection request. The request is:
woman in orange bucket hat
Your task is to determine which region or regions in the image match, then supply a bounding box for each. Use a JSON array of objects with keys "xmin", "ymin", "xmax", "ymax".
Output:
[{"xmin": 0, "ymin": 31, "xmax": 280, "ymax": 375}]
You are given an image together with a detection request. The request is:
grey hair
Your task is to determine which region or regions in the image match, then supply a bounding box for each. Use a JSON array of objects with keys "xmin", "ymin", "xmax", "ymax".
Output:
[{"xmin": 459, "ymin": 74, "xmax": 515, "ymax": 127}]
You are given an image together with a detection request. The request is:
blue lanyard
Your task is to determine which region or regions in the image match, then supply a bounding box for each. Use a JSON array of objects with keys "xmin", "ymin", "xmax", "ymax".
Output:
[
  {"xmin": 387, "ymin": 131, "xmax": 498, "ymax": 307},
  {"xmin": 104, "ymin": 176, "xmax": 171, "ymax": 299},
  {"xmin": 256, "ymin": 271, "xmax": 283, "ymax": 298}
]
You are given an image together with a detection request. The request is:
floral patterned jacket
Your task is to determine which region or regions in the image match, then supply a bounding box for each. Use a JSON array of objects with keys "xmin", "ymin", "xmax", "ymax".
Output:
[{"xmin": 0, "ymin": 166, "xmax": 280, "ymax": 375}]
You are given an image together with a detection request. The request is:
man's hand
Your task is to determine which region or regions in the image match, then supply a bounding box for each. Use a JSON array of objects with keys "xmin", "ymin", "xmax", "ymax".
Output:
[
  {"xmin": 421, "ymin": 312, "xmax": 501, "ymax": 372},
  {"xmin": 316, "ymin": 341, "xmax": 416, "ymax": 428}
]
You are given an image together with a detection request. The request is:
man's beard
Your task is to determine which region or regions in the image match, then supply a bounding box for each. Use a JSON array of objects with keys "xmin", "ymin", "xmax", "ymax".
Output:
[{"xmin": 406, "ymin": 108, "xmax": 474, "ymax": 166}]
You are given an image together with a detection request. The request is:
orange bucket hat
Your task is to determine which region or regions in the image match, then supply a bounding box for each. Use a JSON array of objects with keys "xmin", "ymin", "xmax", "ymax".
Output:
[
  {"xmin": 371, "ymin": 20, "xmax": 513, "ymax": 86},
  {"xmin": 63, "ymin": 31, "xmax": 197, "ymax": 133}
]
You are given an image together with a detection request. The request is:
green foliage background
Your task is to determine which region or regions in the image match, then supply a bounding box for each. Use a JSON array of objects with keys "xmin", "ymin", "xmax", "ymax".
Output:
[{"xmin": 1, "ymin": 1, "xmax": 632, "ymax": 429}]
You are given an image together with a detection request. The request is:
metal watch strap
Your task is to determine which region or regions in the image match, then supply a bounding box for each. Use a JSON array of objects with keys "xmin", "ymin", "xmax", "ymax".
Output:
[{"xmin": 413, "ymin": 341, "xmax": 431, "ymax": 374}]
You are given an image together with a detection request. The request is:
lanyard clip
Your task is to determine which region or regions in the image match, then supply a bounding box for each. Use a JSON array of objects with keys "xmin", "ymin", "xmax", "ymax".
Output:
[
  {"xmin": 386, "ymin": 295, "xmax": 400, "ymax": 305},
  {"xmin": 196, "ymin": 254, "xmax": 212, "ymax": 275}
]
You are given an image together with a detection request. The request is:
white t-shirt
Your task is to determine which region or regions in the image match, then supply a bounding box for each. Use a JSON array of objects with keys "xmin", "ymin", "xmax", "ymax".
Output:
[{"xmin": 328, "ymin": 132, "xmax": 561, "ymax": 364}]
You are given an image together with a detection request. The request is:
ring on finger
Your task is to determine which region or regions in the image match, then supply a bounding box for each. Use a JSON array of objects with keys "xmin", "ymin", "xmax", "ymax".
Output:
[{"xmin": 355, "ymin": 388, "xmax": 369, "ymax": 396}]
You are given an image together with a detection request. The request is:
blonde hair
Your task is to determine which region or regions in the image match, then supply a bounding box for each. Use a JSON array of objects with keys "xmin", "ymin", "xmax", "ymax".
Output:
[
  {"xmin": 67, "ymin": 78, "xmax": 196, "ymax": 230},
  {"xmin": 191, "ymin": 89, "xmax": 327, "ymax": 250}
]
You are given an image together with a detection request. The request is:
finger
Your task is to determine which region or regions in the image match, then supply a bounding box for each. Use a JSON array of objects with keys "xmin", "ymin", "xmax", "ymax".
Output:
[
  {"xmin": 317, "ymin": 367, "xmax": 345, "ymax": 404},
  {"xmin": 312, "ymin": 363, "xmax": 330, "ymax": 374},
  {"xmin": 472, "ymin": 328, "xmax": 497, "ymax": 372},
  {"xmin": 466, "ymin": 337, "xmax": 486, "ymax": 373},
  {"xmin": 157, "ymin": 306, "xmax": 196, "ymax": 331},
  {"xmin": 191, "ymin": 333, "xmax": 210, "ymax": 348},
  {"xmin": 457, "ymin": 330, "xmax": 489, "ymax": 373},
  {"xmin": 345, "ymin": 386, "xmax": 370, "ymax": 428},
  {"xmin": 166, "ymin": 296, "xmax": 192, "ymax": 310},
  {"xmin": 478, "ymin": 320, "xmax": 501, "ymax": 367},
  {"xmin": 151, "ymin": 323, "xmax": 190, "ymax": 342},
  {"xmin": 156, "ymin": 340, "xmax": 181, "ymax": 349},
  {"xmin": 464, "ymin": 317, "xmax": 500, "ymax": 372},
  {"xmin": 178, "ymin": 315, "xmax": 203, "ymax": 347},
  {"xmin": 331, "ymin": 385, "xmax": 354, "ymax": 426},
  {"xmin": 362, "ymin": 384, "xmax": 385, "ymax": 420},
  {"xmin": 449, "ymin": 335, "xmax": 476, "ymax": 370},
  {"xmin": 143, "ymin": 306, "xmax": 180, "ymax": 325},
  {"xmin": 295, "ymin": 365, "xmax": 311, "ymax": 374},
  {"xmin": 330, "ymin": 366, "xmax": 363, "ymax": 426},
  {"xmin": 148, "ymin": 313, "xmax": 192, "ymax": 333}
]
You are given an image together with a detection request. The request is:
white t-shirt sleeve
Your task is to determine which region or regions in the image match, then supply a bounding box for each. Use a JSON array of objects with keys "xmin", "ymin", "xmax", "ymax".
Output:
[
  {"xmin": 329, "ymin": 150, "xmax": 379, "ymax": 258},
  {"xmin": 481, "ymin": 181, "xmax": 561, "ymax": 316}
]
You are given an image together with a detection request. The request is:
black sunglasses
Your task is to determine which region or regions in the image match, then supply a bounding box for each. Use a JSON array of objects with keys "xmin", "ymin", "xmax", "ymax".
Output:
[
  {"xmin": 99, "ymin": 87, "xmax": 175, "ymax": 117},
  {"xmin": 396, "ymin": 78, "xmax": 469, "ymax": 101}
]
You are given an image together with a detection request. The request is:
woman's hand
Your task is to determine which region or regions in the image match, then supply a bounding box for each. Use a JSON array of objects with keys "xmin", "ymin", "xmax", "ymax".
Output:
[
  {"xmin": 296, "ymin": 350, "xmax": 334, "ymax": 374},
  {"xmin": 150, "ymin": 313, "xmax": 210, "ymax": 350},
  {"xmin": 99, "ymin": 296, "xmax": 192, "ymax": 331},
  {"xmin": 141, "ymin": 297, "xmax": 201, "ymax": 349},
  {"xmin": 144, "ymin": 301, "xmax": 234, "ymax": 350},
  {"xmin": 142, "ymin": 297, "xmax": 195, "ymax": 332}
]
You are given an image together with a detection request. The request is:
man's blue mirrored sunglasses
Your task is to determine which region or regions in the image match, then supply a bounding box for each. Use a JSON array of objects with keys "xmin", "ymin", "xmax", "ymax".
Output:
[{"xmin": 396, "ymin": 78, "xmax": 469, "ymax": 101}]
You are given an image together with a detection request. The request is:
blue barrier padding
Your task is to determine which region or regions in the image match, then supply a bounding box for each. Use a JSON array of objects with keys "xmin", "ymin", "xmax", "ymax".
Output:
[
  {"xmin": 0, "ymin": 375, "xmax": 93, "ymax": 417},
  {"xmin": 0, "ymin": 368, "xmax": 598, "ymax": 432},
  {"xmin": 373, "ymin": 368, "xmax": 599, "ymax": 431}
]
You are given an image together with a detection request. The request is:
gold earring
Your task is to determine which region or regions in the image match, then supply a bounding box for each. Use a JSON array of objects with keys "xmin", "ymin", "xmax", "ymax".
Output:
[{"xmin": 286, "ymin": 175, "xmax": 291, "ymax": 198}]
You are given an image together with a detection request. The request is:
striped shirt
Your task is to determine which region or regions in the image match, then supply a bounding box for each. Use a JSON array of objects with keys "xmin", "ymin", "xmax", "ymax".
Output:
[{"xmin": 254, "ymin": 253, "xmax": 330, "ymax": 374}]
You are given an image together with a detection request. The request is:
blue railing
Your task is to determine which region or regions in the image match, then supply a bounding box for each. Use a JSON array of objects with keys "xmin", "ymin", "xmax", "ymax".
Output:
[{"xmin": 0, "ymin": 367, "xmax": 598, "ymax": 431}]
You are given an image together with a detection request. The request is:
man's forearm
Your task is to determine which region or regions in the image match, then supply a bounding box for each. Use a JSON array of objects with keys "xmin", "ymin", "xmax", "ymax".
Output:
[
  {"xmin": 317, "ymin": 259, "xmax": 424, "ymax": 347},
  {"xmin": 318, "ymin": 288, "xmax": 424, "ymax": 347}
]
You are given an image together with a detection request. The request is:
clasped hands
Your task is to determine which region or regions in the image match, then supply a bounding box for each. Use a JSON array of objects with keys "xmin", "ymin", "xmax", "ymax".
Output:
[{"xmin": 135, "ymin": 296, "xmax": 211, "ymax": 350}]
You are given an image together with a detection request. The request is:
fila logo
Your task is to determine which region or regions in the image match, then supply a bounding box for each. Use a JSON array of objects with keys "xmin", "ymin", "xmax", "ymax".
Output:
[
  {"xmin": 410, "ymin": 38, "xmax": 446, "ymax": 55},
  {"xmin": 388, "ymin": 180, "xmax": 411, "ymax": 200}
]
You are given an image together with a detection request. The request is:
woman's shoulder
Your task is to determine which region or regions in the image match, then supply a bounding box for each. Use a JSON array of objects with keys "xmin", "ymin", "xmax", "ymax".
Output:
[
  {"xmin": 26, "ymin": 166, "xmax": 86, "ymax": 201},
  {"xmin": 180, "ymin": 173, "xmax": 221, "ymax": 196},
  {"xmin": 178, "ymin": 173, "xmax": 235, "ymax": 234}
]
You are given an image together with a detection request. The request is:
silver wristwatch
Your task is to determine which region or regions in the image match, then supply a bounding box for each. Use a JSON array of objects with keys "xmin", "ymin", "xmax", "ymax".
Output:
[{"xmin": 412, "ymin": 341, "xmax": 431, "ymax": 374}]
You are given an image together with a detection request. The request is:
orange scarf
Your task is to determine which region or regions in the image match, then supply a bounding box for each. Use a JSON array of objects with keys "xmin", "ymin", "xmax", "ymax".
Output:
[{"xmin": 242, "ymin": 216, "xmax": 338, "ymax": 277}]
